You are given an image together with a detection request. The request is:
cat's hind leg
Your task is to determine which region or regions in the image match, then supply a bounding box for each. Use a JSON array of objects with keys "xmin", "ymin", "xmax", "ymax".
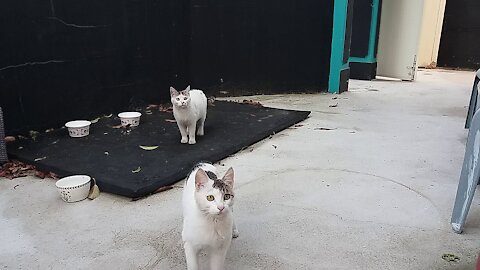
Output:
[
  {"xmin": 196, "ymin": 117, "xmax": 205, "ymax": 136},
  {"xmin": 184, "ymin": 242, "xmax": 200, "ymax": 270}
]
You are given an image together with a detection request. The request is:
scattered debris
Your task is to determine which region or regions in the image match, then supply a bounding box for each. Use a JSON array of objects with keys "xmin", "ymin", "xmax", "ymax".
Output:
[
  {"xmin": 132, "ymin": 167, "xmax": 142, "ymax": 173},
  {"xmin": 103, "ymin": 132, "xmax": 108, "ymax": 135},
  {"xmin": 219, "ymin": 91, "xmax": 229, "ymax": 94},
  {"xmin": 242, "ymin": 99, "xmax": 263, "ymax": 107},
  {"xmin": 50, "ymin": 139, "xmax": 60, "ymax": 145},
  {"xmin": 272, "ymin": 144, "xmax": 277, "ymax": 149},
  {"xmin": 442, "ymin": 253, "xmax": 460, "ymax": 263},
  {"xmin": 208, "ymin": 96, "xmax": 216, "ymax": 106},
  {"xmin": 13, "ymin": 184, "xmax": 19, "ymax": 189},
  {"xmin": 5, "ymin": 136, "xmax": 15, "ymax": 142},
  {"xmin": 18, "ymin": 146, "xmax": 23, "ymax": 150},
  {"xmin": 34, "ymin": 156, "xmax": 47, "ymax": 162},
  {"xmin": 294, "ymin": 124, "xmax": 304, "ymax": 128},
  {"xmin": 329, "ymin": 103, "xmax": 338, "ymax": 108},
  {"xmin": 104, "ymin": 151, "xmax": 109, "ymax": 156},
  {"xmin": 29, "ymin": 130, "xmax": 40, "ymax": 141},
  {"xmin": 158, "ymin": 104, "xmax": 173, "ymax": 113},
  {"xmin": 45, "ymin": 128, "xmax": 55, "ymax": 133},
  {"xmin": 104, "ymin": 114, "xmax": 113, "ymax": 118},
  {"xmin": 332, "ymin": 96, "xmax": 338, "ymax": 100},
  {"xmin": 0, "ymin": 160, "xmax": 59, "ymax": 179},
  {"xmin": 145, "ymin": 110, "xmax": 153, "ymax": 115},
  {"xmin": 147, "ymin": 104, "xmax": 159, "ymax": 110},
  {"xmin": 111, "ymin": 124, "xmax": 124, "ymax": 129},
  {"xmin": 314, "ymin": 127, "xmax": 336, "ymax": 131},
  {"xmin": 139, "ymin": 145, "xmax": 159, "ymax": 151},
  {"xmin": 165, "ymin": 119, "xmax": 176, "ymax": 123}
]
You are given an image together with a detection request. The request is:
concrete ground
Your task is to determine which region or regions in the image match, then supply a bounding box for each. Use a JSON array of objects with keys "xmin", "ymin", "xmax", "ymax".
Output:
[{"xmin": 1, "ymin": 69, "xmax": 480, "ymax": 270}]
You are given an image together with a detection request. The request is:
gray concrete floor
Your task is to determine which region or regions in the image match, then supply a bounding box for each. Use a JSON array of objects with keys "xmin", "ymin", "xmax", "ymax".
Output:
[{"xmin": 1, "ymin": 69, "xmax": 480, "ymax": 270}]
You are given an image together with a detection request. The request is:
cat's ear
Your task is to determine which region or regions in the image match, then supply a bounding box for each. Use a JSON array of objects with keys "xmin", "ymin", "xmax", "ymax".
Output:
[
  {"xmin": 185, "ymin": 85, "xmax": 191, "ymax": 92},
  {"xmin": 170, "ymin": 86, "xmax": 179, "ymax": 97},
  {"xmin": 222, "ymin": 167, "xmax": 234, "ymax": 187},
  {"xmin": 195, "ymin": 168, "xmax": 209, "ymax": 190}
]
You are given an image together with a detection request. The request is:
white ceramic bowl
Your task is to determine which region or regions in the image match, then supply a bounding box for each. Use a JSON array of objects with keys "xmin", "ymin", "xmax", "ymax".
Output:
[
  {"xmin": 118, "ymin": 112, "xmax": 142, "ymax": 127},
  {"xmin": 65, "ymin": 120, "xmax": 91, "ymax": 138},
  {"xmin": 55, "ymin": 175, "xmax": 92, "ymax": 202}
]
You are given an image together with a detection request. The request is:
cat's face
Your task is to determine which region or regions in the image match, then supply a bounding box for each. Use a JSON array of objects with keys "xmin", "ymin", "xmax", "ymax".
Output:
[
  {"xmin": 194, "ymin": 168, "xmax": 235, "ymax": 216},
  {"xmin": 170, "ymin": 86, "xmax": 191, "ymax": 108}
]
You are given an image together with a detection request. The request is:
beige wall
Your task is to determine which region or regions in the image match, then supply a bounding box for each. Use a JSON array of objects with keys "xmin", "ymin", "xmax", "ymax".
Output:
[{"xmin": 417, "ymin": 0, "xmax": 446, "ymax": 68}]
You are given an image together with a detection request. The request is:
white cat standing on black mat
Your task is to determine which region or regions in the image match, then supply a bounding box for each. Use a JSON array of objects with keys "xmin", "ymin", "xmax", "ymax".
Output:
[
  {"xmin": 182, "ymin": 163, "xmax": 239, "ymax": 270},
  {"xmin": 170, "ymin": 85, "xmax": 207, "ymax": 145}
]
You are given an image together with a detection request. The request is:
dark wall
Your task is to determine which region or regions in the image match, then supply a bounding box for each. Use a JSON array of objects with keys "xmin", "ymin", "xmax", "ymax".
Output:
[
  {"xmin": 350, "ymin": 0, "xmax": 372, "ymax": 58},
  {"xmin": 0, "ymin": 0, "xmax": 189, "ymax": 134},
  {"xmin": 1, "ymin": 0, "xmax": 335, "ymax": 134},
  {"xmin": 189, "ymin": 0, "xmax": 334, "ymax": 95},
  {"xmin": 437, "ymin": 0, "xmax": 480, "ymax": 69}
]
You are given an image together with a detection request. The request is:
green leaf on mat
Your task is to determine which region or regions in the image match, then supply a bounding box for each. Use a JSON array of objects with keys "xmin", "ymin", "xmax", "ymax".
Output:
[{"xmin": 139, "ymin": 145, "xmax": 159, "ymax": 151}]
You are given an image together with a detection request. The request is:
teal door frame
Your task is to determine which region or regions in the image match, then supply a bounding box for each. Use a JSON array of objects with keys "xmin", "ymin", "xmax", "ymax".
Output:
[
  {"xmin": 328, "ymin": 0, "xmax": 353, "ymax": 94},
  {"xmin": 349, "ymin": 0, "xmax": 380, "ymax": 65}
]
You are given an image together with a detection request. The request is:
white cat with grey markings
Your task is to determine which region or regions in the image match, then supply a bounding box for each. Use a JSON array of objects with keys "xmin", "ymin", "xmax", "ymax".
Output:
[
  {"xmin": 182, "ymin": 163, "xmax": 239, "ymax": 270},
  {"xmin": 170, "ymin": 86, "xmax": 207, "ymax": 144}
]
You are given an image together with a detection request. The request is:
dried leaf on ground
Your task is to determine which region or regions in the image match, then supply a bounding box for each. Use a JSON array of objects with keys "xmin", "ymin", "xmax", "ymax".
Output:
[
  {"xmin": 132, "ymin": 167, "xmax": 142, "ymax": 173},
  {"xmin": 0, "ymin": 160, "xmax": 58, "ymax": 180},
  {"xmin": 165, "ymin": 119, "xmax": 176, "ymax": 123},
  {"xmin": 90, "ymin": 117, "xmax": 101, "ymax": 124},
  {"xmin": 153, "ymin": 186, "xmax": 173, "ymax": 194},
  {"xmin": 441, "ymin": 254, "xmax": 460, "ymax": 262},
  {"xmin": 139, "ymin": 145, "xmax": 159, "ymax": 151},
  {"xmin": 147, "ymin": 104, "xmax": 159, "ymax": 110},
  {"xmin": 5, "ymin": 136, "xmax": 16, "ymax": 142}
]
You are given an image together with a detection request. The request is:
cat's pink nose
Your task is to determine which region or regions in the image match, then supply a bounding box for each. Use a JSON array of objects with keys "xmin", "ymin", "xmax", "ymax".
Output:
[{"xmin": 217, "ymin": 206, "xmax": 224, "ymax": 211}]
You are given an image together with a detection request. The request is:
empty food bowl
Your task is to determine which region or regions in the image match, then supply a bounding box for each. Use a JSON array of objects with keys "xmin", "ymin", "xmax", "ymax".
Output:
[
  {"xmin": 118, "ymin": 112, "xmax": 142, "ymax": 127},
  {"xmin": 55, "ymin": 175, "xmax": 92, "ymax": 202},
  {"xmin": 65, "ymin": 120, "xmax": 91, "ymax": 138}
]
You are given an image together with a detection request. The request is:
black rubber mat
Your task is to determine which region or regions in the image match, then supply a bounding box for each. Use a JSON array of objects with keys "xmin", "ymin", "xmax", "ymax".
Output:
[{"xmin": 7, "ymin": 101, "xmax": 310, "ymax": 198}]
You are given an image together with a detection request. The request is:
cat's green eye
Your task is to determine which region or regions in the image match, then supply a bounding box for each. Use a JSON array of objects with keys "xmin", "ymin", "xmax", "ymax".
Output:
[
  {"xmin": 206, "ymin": 195, "xmax": 215, "ymax": 201},
  {"xmin": 224, "ymin": 194, "xmax": 231, "ymax": 200}
]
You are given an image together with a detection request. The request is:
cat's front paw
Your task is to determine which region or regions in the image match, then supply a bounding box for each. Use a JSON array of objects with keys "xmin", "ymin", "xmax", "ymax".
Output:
[
  {"xmin": 181, "ymin": 137, "xmax": 188, "ymax": 144},
  {"xmin": 232, "ymin": 229, "xmax": 239, "ymax": 238},
  {"xmin": 188, "ymin": 139, "xmax": 196, "ymax": 145}
]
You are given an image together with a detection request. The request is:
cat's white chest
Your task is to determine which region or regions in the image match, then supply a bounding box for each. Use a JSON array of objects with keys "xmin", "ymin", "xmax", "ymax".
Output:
[{"xmin": 183, "ymin": 213, "xmax": 233, "ymax": 249}]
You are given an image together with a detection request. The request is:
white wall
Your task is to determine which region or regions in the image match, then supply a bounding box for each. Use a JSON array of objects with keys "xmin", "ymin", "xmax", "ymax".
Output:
[{"xmin": 417, "ymin": 0, "xmax": 446, "ymax": 68}]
